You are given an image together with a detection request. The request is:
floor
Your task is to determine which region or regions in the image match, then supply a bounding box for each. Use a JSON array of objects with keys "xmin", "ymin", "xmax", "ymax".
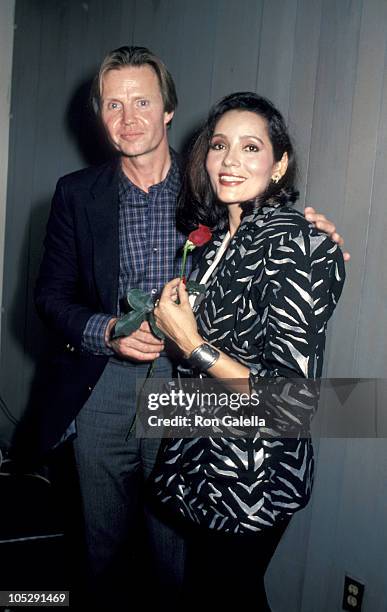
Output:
[{"xmin": 0, "ymin": 444, "xmax": 86, "ymax": 611}]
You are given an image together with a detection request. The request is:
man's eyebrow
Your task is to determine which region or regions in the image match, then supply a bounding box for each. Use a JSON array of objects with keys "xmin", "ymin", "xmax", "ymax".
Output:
[{"xmin": 102, "ymin": 94, "xmax": 152, "ymax": 100}]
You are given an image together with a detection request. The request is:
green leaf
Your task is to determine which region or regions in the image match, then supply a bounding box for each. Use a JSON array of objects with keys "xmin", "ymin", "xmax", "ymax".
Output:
[
  {"xmin": 126, "ymin": 288, "xmax": 154, "ymax": 312},
  {"xmin": 186, "ymin": 281, "xmax": 206, "ymax": 295},
  {"xmin": 148, "ymin": 311, "xmax": 166, "ymax": 340},
  {"xmin": 112, "ymin": 311, "xmax": 146, "ymax": 338}
]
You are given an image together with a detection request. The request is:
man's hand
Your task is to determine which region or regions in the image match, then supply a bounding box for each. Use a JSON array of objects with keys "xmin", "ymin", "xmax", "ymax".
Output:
[
  {"xmin": 304, "ymin": 206, "xmax": 350, "ymax": 261},
  {"xmin": 105, "ymin": 319, "xmax": 164, "ymax": 361}
]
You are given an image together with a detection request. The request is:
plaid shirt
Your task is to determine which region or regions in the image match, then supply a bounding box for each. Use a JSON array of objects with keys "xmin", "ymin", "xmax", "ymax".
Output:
[{"xmin": 82, "ymin": 151, "xmax": 188, "ymax": 355}]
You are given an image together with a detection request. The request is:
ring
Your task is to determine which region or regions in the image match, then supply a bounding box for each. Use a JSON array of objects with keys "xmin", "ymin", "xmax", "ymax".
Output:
[{"xmin": 154, "ymin": 299, "xmax": 160, "ymax": 307}]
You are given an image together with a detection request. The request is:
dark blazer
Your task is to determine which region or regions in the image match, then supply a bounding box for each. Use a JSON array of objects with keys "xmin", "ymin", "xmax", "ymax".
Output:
[
  {"xmin": 152, "ymin": 203, "xmax": 346, "ymax": 533},
  {"xmin": 16, "ymin": 160, "xmax": 122, "ymax": 458}
]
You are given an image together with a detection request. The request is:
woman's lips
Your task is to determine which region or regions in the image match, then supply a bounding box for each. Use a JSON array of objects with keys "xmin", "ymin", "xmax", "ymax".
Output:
[{"xmin": 218, "ymin": 174, "xmax": 246, "ymax": 186}]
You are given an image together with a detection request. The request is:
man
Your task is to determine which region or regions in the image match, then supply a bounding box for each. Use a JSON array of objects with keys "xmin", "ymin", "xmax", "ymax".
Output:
[{"xmin": 28, "ymin": 46, "xmax": 347, "ymax": 608}]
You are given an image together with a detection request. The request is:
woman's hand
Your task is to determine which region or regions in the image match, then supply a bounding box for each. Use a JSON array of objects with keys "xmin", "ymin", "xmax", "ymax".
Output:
[
  {"xmin": 155, "ymin": 278, "xmax": 250, "ymax": 380},
  {"xmin": 154, "ymin": 278, "xmax": 203, "ymax": 357}
]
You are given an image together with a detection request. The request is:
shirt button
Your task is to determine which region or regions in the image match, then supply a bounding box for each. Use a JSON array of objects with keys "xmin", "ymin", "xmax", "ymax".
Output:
[{"xmin": 153, "ymin": 247, "xmax": 158, "ymax": 253}]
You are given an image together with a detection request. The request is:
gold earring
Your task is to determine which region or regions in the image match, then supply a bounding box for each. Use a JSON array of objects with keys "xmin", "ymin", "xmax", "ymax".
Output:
[{"xmin": 271, "ymin": 173, "xmax": 281, "ymax": 183}]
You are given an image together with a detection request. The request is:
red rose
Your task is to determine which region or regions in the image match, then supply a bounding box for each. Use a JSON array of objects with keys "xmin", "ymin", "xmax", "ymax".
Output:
[{"xmin": 188, "ymin": 224, "xmax": 212, "ymax": 247}]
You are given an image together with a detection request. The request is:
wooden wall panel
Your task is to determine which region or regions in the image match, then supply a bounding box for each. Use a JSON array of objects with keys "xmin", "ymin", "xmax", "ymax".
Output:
[
  {"xmin": 163, "ymin": 0, "xmax": 218, "ymax": 152},
  {"xmin": 327, "ymin": 0, "xmax": 387, "ymax": 378},
  {"xmin": 117, "ymin": 0, "xmax": 136, "ymax": 45},
  {"xmin": 0, "ymin": 0, "xmax": 15, "ymax": 356},
  {"xmin": 208, "ymin": 0, "xmax": 263, "ymax": 103},
  {"xmin": 355, "ymin": 66, "xmax": 387, "ymax": 375},
  {"xmin": 266, "ymin": 502, "xmax": 315, "ymax": 610},
  {"xmin": 332, "ymin": 440, "xmax": 387, "ymax": 612},
  {"xmin": 301, "ymin": 438, "xmax": 387, "ymax": 612},
  {"xmin": 1, "ymin": 0, "xmax": 45, "ymax": 430},
  {"xmin": 287, "ymin": 0, "xmax": 322, "ymax": 208},
  {"xmin": 300, "ymin": 438, "xmax": 349, "ymax": 611},
  {"xmin": 306, "ymin": 0, "xmax": 363, "ymax": 378},
  {"xmin": 256, "ymin": 0, "xmax": 298, "ymax": 122},
  {"xmin": 306, "ymin": 0, "xmax": 362, "ymax": 227},
  {"xmin": 350, "ymin": 0, "xmax": 387, "ymax": 377}
]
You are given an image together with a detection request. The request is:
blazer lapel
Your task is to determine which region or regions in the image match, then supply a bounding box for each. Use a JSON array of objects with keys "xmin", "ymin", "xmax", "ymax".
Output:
[
  {"xmin": 208, "ymin": 223, "xmax": 256, "ymax": 297},
  {"xmin": 195, "ymin": 211, "xmax": 266, "ymax": 328},
  {"xmin": 86, "ymin": 161, "xmax": 120, "ymax": 314},
  {"xmin": 189, "ymin": 231, "xmax": 228, "ymax": 283},
  {"xmin": 211, "ymin": 206, "xmax": 276, "ymax": 296}
]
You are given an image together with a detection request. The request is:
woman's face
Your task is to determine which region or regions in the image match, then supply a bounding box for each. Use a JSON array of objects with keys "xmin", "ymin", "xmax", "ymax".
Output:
[{"xmin": 205, "ymin": 109, "xmax": 283, "ymax": 207}]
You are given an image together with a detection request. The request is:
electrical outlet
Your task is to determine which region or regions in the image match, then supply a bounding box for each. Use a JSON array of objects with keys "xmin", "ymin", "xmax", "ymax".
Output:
[{"xmin": 342, "ymin": 575, "xmax": 364, "ymax": 611}]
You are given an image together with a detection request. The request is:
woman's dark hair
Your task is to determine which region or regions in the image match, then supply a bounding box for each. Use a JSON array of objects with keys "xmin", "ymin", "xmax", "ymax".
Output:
[{"xmin": 177, "ymin": 92, "xmax": 298, "ymax": 232}]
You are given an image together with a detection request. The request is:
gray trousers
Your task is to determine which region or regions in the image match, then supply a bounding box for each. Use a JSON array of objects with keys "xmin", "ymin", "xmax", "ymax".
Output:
[{"xmin": 72, "ymin": 356, "xmax": 185, "ymax": 609}]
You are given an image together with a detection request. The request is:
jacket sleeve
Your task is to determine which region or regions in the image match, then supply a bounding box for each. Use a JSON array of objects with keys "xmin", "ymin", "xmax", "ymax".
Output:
[
  {"xmin": 248, "ymin": 230, "xmax": 345, "ymax": 436},
  {"xmin": 250, "ymin": 230, "xmax": 345, "ymax": 380},
  {"xmin": 34, "ymin": 178, "xmax": 112, "ymax": 351}
]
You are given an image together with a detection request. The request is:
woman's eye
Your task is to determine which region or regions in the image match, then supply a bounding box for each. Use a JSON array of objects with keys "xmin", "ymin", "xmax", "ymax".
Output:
[
  {"xmin": 209, "ymin": 142, "xmax": 225, "ymax": 150},
  {"xmin": 244, "ymin": 144, "xmax": 259, "ymax": 152}
]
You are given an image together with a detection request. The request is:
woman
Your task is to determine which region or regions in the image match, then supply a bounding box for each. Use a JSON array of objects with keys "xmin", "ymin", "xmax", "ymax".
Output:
[{"xmin": 152, "ymin": 92, "xmax": 345, "ymax": 609}]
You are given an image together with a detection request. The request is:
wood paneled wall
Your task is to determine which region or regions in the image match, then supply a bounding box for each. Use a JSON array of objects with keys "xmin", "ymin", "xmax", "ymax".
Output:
[
  {"xmin": 0, "ymin": 0, "xmax": 15, "ymax": 349},
  {"xmin": 1, "ymin": 1, "xmax": 387, "ymax": 610}
]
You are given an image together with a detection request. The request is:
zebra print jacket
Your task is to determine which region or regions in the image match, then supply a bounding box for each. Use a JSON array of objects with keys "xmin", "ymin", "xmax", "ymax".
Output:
[{"xmin": 151, "ymin": 203, "xmax": 345, "ymax": 534}]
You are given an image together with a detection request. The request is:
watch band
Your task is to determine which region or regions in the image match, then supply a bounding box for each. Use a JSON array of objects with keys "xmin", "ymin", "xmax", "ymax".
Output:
[{"xmin": 188, "ymin": 343, "xmax": 220, "ymax": 371}]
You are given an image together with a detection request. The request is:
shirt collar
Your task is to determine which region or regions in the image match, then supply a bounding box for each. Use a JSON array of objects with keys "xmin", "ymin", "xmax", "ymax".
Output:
[
  {"xmin": 164, "ymin": 148, "xmax": 182, "ymax": 196},
  {"xmin": 118, "ymin": 148, "xmax": 181, "ymax": 200}
]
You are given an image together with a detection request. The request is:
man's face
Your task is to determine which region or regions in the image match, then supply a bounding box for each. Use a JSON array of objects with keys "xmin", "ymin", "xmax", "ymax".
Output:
[{"xmin": 100, "ymin": 65, "xmax": 174, "ymax": 159}]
